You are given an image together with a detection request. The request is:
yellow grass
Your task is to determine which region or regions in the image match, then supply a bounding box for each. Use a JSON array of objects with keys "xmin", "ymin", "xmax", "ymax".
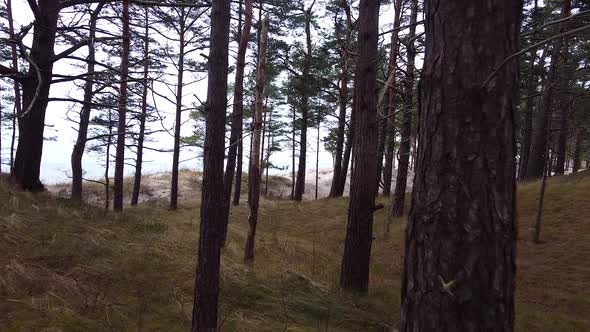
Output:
[{"xmin": 1, "ymin": 171, "xmax": 589, "ymax": 331}]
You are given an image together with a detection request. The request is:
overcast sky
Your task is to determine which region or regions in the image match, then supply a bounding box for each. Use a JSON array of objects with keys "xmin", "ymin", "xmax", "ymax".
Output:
[{"xmin": 2, "ymin": 0, "xmax": 413, "ymax": 185}]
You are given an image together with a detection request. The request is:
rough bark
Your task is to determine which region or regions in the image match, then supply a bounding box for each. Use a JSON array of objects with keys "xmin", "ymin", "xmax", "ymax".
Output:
[
  {"xmin": 526, "ymin": 0, "xmax": 571, "ymax": 180},
  {"xmin": 221, "ymin": 0, "xmax": 252, "ymax": 244},
  {"xmin": 382, "ymin": 0, "xmax": 403, "ymax": 197},
  {"xmin": 71, "ymin": 4, "xmax": 103, "ymax": 202},
  {"xmin": 191, "ymin": 0, "xmax": 230, "ymax": 327},
  {"xmin": 13, "ymin": 0, "xmax": 60, "ymax": 191},
  {"xmin": 293, "ymin": 7, "xmax": 314, "ymax": 202},
  {"xmin": 400, "ymin": 0, "xmax": 521, "ymax": 330},
  {"xmin": 113, "ymin": 0, "xmax": 131, "ymax": 211},
  {"xmin": 244, "ymin": 18, "xmax": 268, "ymax": 262},
  {"xmin": 391, "ymin": 0, "xmax": 418, "ymax": 218},
  {"xmin": 170, "ymin": 10, "xmax": 187, "ymax": 210},
  {"xmin": 339, "ymin": 0, "xmax": 380, "ymax": 293},
  {"xmin": 131, "ymin": 8, "xmax": 151, "ymax": 206},
  {"xmin": 291, "ymin": 107, "xmax": 296, "ymax": 199}
]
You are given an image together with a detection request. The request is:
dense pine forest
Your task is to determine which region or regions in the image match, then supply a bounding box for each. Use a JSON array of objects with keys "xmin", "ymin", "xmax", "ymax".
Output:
[{"xmin": 1, "ymin": 0, "xmax": 589, "ymax": 331}]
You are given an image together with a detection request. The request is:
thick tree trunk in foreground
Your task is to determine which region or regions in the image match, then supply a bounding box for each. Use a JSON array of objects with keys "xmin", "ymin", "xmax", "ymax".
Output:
[
  {"xmin": 382, "ymin": 0, "xmax": 403, "ymax": 197},
  {"xmin": 391, "ymin": 0, "xmax": 417, "ymax": 218},
  {"xmin": 244, "ymin": 18, "xmax": 268, "ymax": 262},
  {"xmin": 339, "ymin": 0, "xmax": 380, "ymax": 293},
  {"xmin": 71, "ymin": 4, "xmax": 103, "ymax": 202},
  {"xmin": 131, "ymin": 8, "xmax": 151, "ymax": 206},
  {"xmin": 221, "ymin": 0, "xmax": 252, "ymax": 244},
  {"xmin": 191, "ymin": 0, "xmax": 230, "ymax": 328},
  {"xmin": 526, "ymin": 0, "xmax": 570, "ymax": 180},
  {"xmin": 113, "ymin": 0, "xmax": 131, "ymax": 211},
  {"xmin": 401, "ymin": 0, "xmax": 521, "ymax": 330},
  {"xmin": 170, "ymin": 12, "xmax": 186, "ymax": 211},
  {"xmin": 13, "ymin": 0, "xmax": 60, "ymax": 191}
]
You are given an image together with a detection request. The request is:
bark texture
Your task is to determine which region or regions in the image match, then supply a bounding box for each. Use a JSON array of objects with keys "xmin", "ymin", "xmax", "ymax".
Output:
[
  {"xmin": 391, "ymin": 0, "xmax": 418, "ymax": 217},
  {"xmin": 339, "ymin": 0, "xmax": 380, "ymax": 293},
  {"xmin": 244, "ymin": 18, "xmax": 268, "ymax": 262},
  {"xmin": 401, "ymin": 0, "xmax": 521, "ymax": 330},
  {"xmin": 191, "ymin": 0, "xmax": 230, "ymax": 328},
  {"xmin": 113, "ymin": 0, "xmax": 131, "ymax": 211}
]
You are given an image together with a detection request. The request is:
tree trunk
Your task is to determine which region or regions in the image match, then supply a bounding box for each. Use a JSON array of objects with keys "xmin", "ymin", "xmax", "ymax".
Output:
[
  {"xmin": 71, "ymin": 4, "xmax": 103, "ymax": 202},
  {"xmin": 534, "ymin": 151, "xmax": 550, "ymax": 243},
  {"xmin": 339, "ymin": 0, "xmax": 380, "ymax": 293},
  {"xmin": 337, "ymin": 84, "xmax": 355, "ymax": 197},
  {"xmin": 113, "ymin": 0, "xmax": 131, "ymax": 211},
  {"xmin": 265, "ymin": 109, "xmax": 272, "ymax": 195},
  {"xmin": 105, "ymin": 112, "xmax": 113, "ymax": 210},
  {"xmin": 233, "ymin": 131, "xmax": 243, "ymax": 206},
  {"xmin": 291, "ymin": 107, "xmax": 296, "ymax": 199},
  {"xmin": 526, "ymin": 0, "xmax": 571, "ymax": 180},
  {"xmin": 400, "ymin": 0, "xmax": 521, "ymax": 329},
  {"xmin": 221, "ymin": 0, "xmax": 252, "ymax": 243},
  {"xmin": 382, "ymin": 0, "xmax": 403, "ymax": 197},
  {"xmin": 13, "ymin": 0, "xmax": 60, "ymax": 191},
  {"xmin": 391, "ymin": 0, "xmax": 418, "ymax": 218},
  {"xmin": 191, "ymin": 0, "xmax": 230, "ymax": 327},
  {"xmin": 329, "ymin": 4, "xmax": 352, "ymax": 198},
  {"xmin": 131, "ymin": 8, "xmax": 151, "ymax": 206},
  {"xmin": 572, "ymin": 128, "xmax": 583, "ymax": 173},
  {"xmin": 170, "ymin": 11, "xmax": 186, "ymax": 210},
  {"xmin": 6, "ymin": 0, "xmax": 21, "ymax": 175},
  {"xmin": 244, "ymin": 18, "xmax": 268, "ymax": 262},
  {"xmin": 293, "ymin": 9, "xmax": 313, "ymax": 202},
  {"xmin": 554, "ymin": 43, "xmax": 574, "ymax": 176},
  {"xmin": 315, "ymin": 117, "xmax": 320, "ymax": 200}
]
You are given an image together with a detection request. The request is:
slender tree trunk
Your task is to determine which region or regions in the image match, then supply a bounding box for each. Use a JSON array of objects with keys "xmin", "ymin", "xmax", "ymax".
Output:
[
  {"xmin": 6, "ymin": 0, "xmax": 21, "ymax": 176},
  {"xmin": 233, "ymin": 133, "xmax": 243, "ymax": 205},
  {"xmin": 105, "ymin": 113, "xmax": 113, "ymax": 210},
  {"xmin": 221, "ymin": 0, "xmax": 252, "ymax": 242},
  {"xmin": 71, "ymin": 4, "xmax": 103, "ymax": 202},
  {"xmin": 572, "ymin": 128, "xmax": 583, "ymax": 172},
  {"xmin": 554, "ymin": 44, "xmax": 574, "ymax": 176},
  {"xmin": 329, "ymin": 10, "xmax": 351, "ymax": 198},
  {"xmin": 291, "ymin": 107, "xmax": 296, "ymax": 199},
  {"xmin": 337, "ymin": 85, "xmax": 355, "ymax": 196},
  {"xmin": 191, "ymin": 0, "xmax": 230, "ymax": 328},
  {"xmin": 401, "ymin": 0, "xmax": 521, "ymax": 329},
  {"xmin": 391, "ymin": 0, "xmax": 418, "ymax": 218},
  {"xmin": 113, "ymin": 0, "xmax": 131, "ymax": 211},
  {"xmin": 131, "ymin": 8, "xmax": 151, "ymax": 206},
  {"xmin": 264, "ymin": 109, "xmax": 272, "ymax": 195},
  {"xmin": 534, "ymin": 151, "xmax": 550, "ymax": 243},
  {"xmin": 315, "ymin": 117, "xmax": 320, "ymax": 200},
  {"xmin": 170, "ymin": 12, "xmax": 187, "ymax": 210},
  {"xmin": 518, "ymin": 2, "xmax": 541, "ymax": 181},
  {"xmin": 339, "ymin": 0, "xmax": 380, "ymax": 293},
  {"xmin": 244, "ymin": 18, "xmax": 268, "ymax": 262},
  {"xmin": 382, "ymin": 0, "xmax": 403, "ymax": 197},
  {"xmin": 13, "ymin": 0, "xmax": 60, "ymax": 191},
  {"xmin": 294, "ymin": 8, "xmax": 314, "ymax": 202},
  {"xmin": 259, "ymin": 100, "xmax": 267, "ymax": 170},
  {"xmin": 526, "ymin": 0, "xmax": 571, "ymax": 180}
]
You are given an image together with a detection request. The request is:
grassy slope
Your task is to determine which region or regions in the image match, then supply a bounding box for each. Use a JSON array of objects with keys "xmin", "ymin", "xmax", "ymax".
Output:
[{"xmin": 1, "ymin": 171, "xmax": 589, "ymax": 331}]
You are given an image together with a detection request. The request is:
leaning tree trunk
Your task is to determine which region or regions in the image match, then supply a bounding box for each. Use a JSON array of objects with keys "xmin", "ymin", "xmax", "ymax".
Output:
[
  {"xmin": 131, "ymin": 8, "xmax": 151, "ymax": 206},
  {"xmin": 382, "ymin": 0, "xmax": 403, "ymax": 197},
  {"xmin": 391, "ymin": 0, "xmax": 418, "ymax": 218},
  {"xmin": 13, "ymin": 0, "xmax": 60, "ymax": 191},
  {"xmin": 526, "ymin": 0, "xmax": 571, "ymax": 180},
  {"xmin": 6, "ymin": 0, "xmax": 21, "ymax": 175},
  {"xmin": 113, "ymin": 0, "xmax": 131, "ymax": 211},
  {"xmin": 293, "ymin": 9, "xmax": 313, "ymax": 202},
  {"xmin": 71, "ymin": 4, "xmax": 103, "ymax": 202},
  {"xmin": 170, "ymin": 11, "xmax": 186, "ymax": 211},
  {"xmin": 191, "ymin": 0, "xmax": 230, "ymax": 328},
  {"xmin": 339, "ymin": 0, "xmax": 380, "ymax": 293},
  {"xmin": 244, "ymin": 18, "xmax": 268, "ymax": 262},
  {"xmin": 400, "ymin": 0, "xmax": 521, "ymax": 330},
  {"xmin": 221, "ymin": 0, "xmax": 252, "ymax": 244}
]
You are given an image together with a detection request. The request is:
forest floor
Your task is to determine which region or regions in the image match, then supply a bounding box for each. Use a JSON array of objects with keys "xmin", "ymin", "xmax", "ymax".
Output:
[{"xmin": 1, "ymin": 170, "xmax": 589, "ymax": 331}]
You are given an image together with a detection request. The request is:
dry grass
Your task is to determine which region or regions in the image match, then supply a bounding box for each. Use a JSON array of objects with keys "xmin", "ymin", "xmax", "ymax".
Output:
[{"xmin": 1, "ymin": 171, "xmax": 589, "ymax": 331}]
